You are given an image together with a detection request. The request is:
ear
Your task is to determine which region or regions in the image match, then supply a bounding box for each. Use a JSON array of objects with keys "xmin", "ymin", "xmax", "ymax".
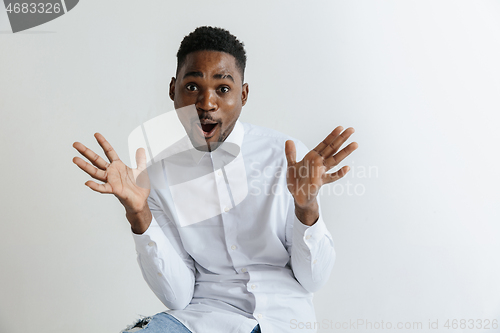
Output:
[
  {"xmin": 169, "ymin": 77, "xmax": 176, "ymax": 101},
  {"xmin": 241, "ymin": 83, "xmax": 249, "ymax": 106}
]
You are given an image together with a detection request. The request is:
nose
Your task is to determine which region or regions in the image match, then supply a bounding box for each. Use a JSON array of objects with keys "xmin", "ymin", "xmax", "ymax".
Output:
[{"xmin": 196, "ymin": 88, "xmax": 217, "ymax": 112}]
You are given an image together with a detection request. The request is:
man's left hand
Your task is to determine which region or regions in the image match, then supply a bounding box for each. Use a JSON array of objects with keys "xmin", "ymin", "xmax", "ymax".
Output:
[{"xmin": 285, "ymin": 126, "xmax": 358, "ymax": 226}]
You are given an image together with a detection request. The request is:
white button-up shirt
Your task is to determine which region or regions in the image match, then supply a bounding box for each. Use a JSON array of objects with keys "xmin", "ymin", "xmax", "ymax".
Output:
[{"xmin": 132, "ymin": 120, "xmax": 336, "ymax": 333}]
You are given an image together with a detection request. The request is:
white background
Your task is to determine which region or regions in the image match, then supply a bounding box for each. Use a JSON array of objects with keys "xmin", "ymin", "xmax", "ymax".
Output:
[{"xmin": 1, "ymin": 1, "xmax": 499, "ymax": 332}]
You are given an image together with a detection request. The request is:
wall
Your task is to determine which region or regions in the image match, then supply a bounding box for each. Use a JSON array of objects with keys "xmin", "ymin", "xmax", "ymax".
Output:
[{"xmin": 1, "ymin": 1, "xmax": 499, "ymax": 332}]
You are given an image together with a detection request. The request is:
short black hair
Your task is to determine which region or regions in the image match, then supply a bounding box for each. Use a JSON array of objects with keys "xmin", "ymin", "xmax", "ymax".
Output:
[{"xmin": 176, "ymin": 26, "xmax": 247, "ymax": 82}]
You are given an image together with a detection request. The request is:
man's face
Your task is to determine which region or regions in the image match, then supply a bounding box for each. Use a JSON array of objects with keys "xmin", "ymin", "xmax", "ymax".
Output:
[{"xmin": 170, "ymin": 50, "xmax": 249, "ymax": 152}]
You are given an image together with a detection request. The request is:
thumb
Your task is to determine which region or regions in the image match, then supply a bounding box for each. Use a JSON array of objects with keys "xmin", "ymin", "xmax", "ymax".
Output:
[
  {"xmin": 136, "ymin": 147, "xmax": 147, "ymax": 172},
  {"xmin": 285, "ymin": 140, "xmax": 296, "ymax": 166}
]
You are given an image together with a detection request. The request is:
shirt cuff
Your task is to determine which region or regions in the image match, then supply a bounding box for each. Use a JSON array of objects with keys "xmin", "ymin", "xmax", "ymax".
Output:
[
  {"xmin": 293, "ymin": 213, "xmax": 330, "ymax": 244},
  {"xmin": 292, "ymin": 212, "xmax": 335, "ymax": 284},
  {"xmin": 131, "ymin": 215, "xmax": 167, "ymax": 256}
]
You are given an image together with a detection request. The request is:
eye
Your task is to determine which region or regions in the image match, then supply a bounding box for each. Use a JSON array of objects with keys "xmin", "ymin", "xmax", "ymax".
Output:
[
  {"xmin": 219, "ymin": 86, "xmax": 230, "ymax": 93},
  {"xmin": 186, "ymin": 84, "xmax": 198, "ymax": 92}
]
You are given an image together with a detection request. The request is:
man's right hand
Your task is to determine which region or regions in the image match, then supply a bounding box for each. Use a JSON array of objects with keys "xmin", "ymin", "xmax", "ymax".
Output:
[{"xmin": 72, "ymin": 133, "xmax": 152, "ymax": 234}]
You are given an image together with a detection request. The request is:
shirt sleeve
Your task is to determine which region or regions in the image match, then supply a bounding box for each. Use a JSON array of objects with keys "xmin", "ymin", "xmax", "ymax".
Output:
[
  {"xmin": 284, "ymin": 140, "xmax": 336, "ymax": 293},
  {"xmin": 131, "ymin": 190, "xmax": 196, "ymax": 310}
]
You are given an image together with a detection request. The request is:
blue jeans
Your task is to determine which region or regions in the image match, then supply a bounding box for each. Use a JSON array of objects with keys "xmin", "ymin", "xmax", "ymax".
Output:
[{"xmin": 121, "ymin": 312, "xmax": 261, "ymax": 333}]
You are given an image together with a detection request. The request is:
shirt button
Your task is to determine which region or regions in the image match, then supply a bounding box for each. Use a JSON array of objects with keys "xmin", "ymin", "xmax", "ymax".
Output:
[
  {"xmin": 231, "ymin": 245, "xmax": 237, "ymax": 250},
  {"xmin": 241, "ymin": 268, "xmax": 247, "ymax": 273},
  {"xmin": 224, "ymin": 207, "xmax": 230, "ymax": 212},
  {"xmin": 256, "ymin": 313, "xmax": 263, "ymax": 319},
  {"xmin": 305, "ymin": 235, "xmax": 312, "ymax": 240},
  {"xmin": 217, "ymin": 170, "xmax": 223, "ymax": 176},
  {"xmin": 148, "ymin": 242, "xmax": 155, "ymax": 246},
  {"xmin": 157, "ymin": 272, "xmax": 163, "ymax": 277},
  {"xmin": 251, "ymin": 284, "xmax": 257, "ymax": 289},
  {"xmin": 313, "ymin": 259, "xmax": 318, "ymax": 264}
]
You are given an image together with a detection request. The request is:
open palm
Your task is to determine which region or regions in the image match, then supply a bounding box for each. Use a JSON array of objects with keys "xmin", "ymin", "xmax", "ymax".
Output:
[
  {"xmin": 72, "ymin": 133, "xmax": 150, "ymax": 214},
  {"xmin": 285, "ymin": 126, "xmax": 358, "ymax": 209}
]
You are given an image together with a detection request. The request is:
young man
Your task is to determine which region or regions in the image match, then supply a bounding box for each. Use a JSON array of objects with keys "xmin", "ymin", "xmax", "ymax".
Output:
[{"xmin": 73, "ymin": 26, "xmax": 358, "ymax": 333}]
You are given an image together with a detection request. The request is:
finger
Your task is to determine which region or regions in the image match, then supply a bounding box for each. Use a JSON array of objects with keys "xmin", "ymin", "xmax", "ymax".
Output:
[
  {"xmin": 73, "ymin": 141, "xmax": 110, "ymax": 170},
  {"xmin": 320, "ymin": 127, "xmax": 355, "ymax": 158},
  {"xmin": 94, "ymin": 133, "xmax": 120, "ymax": 163},
  {"xmin": 324, "ymin": 142, "xmax": 359, "ymax": 170},
  {"xmin": 85, "ymin": 180, "xmax": 113, "ymax": 194},
  {"xmin": 136, "ymin": 147, "xmax": 147, "ymax": 172},
  {"xmin": 285, "ymin": 140, "xmax": 296, "ymax": 166},
  {"xmin": 73, "ymin": 156, "xmax": 107, "ymax": 182},
  {"xmin": 312, "ymin": 126, "xmax": 343, "ymax": 156},
  {"xmin": 323, "ymin": 166, "xmax": 350, "ymax": 184}
]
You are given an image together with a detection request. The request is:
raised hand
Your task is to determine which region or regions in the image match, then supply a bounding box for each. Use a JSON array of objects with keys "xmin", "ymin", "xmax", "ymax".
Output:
[
  {"xmin": 72, "ymin": 133, "xmax": 152, "ymax": 233},
  {"xmin": 285, "ymin": 126, "xmax": 358, "ymax": 225}
]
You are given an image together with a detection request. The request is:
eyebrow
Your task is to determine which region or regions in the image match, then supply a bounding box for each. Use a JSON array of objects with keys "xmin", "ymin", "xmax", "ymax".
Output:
[
  {"xmin": 183, "ymin": 71, "xmax": 234, "ymax": 82},
  {"xmin": 213, "ymin": 73, "xmax": 234, "ymax": 82}
]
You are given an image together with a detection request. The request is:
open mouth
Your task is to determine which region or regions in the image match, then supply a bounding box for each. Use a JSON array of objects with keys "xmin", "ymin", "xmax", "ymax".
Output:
[{"xmin": 198, "ymin": 122, "xmax": 219, "ymax": 138}]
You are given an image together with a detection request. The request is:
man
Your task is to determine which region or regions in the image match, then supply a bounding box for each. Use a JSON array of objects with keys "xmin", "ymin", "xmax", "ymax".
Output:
[{"xmin": 73, "ymin": 26, "xmax": 358, "ymax": 333}]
